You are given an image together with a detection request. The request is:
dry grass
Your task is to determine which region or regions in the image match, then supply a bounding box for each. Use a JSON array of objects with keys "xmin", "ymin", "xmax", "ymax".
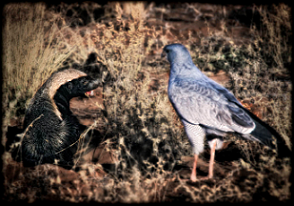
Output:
[
  {"xmin": 2, "ymin": 2, "xmax": 291, "ymax": 203},
  {"xmin": 2, "ymin": 3, "xmax": 77, "ymax": 139}
]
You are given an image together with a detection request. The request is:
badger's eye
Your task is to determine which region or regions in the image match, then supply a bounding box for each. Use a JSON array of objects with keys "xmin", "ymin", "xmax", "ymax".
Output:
[{"xmin": 67, "ymin": 82, "xmax": 73, "ymax": 90}]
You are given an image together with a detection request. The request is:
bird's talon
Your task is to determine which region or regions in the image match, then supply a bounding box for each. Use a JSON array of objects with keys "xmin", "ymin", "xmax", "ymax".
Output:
[
  {"xmin": 190, "ymin": 176, "xmax": 197, "ymax": 182},
  {"xmin": 200, "ymin": 176, "xmax": 214, "ymax": 181}
]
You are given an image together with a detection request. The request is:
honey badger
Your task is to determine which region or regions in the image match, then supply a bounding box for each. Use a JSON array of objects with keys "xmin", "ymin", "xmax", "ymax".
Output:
[{"xmin": 20, "ymin": 69, "xmax": 100, "ymax": 168}]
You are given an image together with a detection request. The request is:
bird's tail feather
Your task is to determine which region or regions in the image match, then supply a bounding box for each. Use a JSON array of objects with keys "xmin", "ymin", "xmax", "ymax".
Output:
[
  {"xmin": 246, "ymin": 119, "xmax": 276, "ymax": 148},
  {"xmin": 241, "ymin": 107, "xmax": 291, "ymax": 158}
]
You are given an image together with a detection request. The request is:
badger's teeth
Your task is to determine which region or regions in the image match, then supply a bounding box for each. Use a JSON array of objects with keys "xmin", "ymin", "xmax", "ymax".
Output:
[{"xmin": 85, "ymin": 90, "xmax": 94, "ymax": 97}]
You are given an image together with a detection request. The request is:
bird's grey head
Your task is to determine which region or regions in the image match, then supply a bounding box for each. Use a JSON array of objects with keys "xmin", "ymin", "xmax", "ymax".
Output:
[{"xmin": 161, "ymin": 44, "xmax": 193, "ymax": 64}]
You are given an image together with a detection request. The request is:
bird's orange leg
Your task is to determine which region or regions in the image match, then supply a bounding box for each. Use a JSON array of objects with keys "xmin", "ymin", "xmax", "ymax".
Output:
[
  {"xmin": 201, "ymin": 139, "xmax": 217, "ymax": 180},
  {"xmin": 208, "ymin": 139, "xmax": 217, "ymax": 178},
  {"xmin": 190, "ymin": 154, "xmax": 198, "ymax": 182}
]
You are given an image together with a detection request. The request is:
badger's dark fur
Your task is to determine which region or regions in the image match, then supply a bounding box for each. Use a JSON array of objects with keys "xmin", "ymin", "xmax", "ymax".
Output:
[{"xmin": 20, "ymin": 73, "xmax": 99, "ymax": 168}]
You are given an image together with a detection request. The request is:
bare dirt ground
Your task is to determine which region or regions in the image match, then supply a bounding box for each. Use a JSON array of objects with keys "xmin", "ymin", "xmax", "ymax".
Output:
[{"xmin": 2, "ymin": 2, "xmax": 291, "ymax": 203}]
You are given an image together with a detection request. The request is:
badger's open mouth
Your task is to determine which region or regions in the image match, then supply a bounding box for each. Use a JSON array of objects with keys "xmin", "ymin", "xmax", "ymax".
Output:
[
  {"xmin": 85, "ymin": 90, "xmax": 95, "ymax": 97},
  {"xmin": 84, "ymin": 79, "xmax": 100, "ymax": 97}
]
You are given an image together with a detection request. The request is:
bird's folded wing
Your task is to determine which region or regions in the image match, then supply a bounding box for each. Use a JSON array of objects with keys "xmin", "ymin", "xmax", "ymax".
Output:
[
  {"xmin": 207, "ymin": 78, "xmax": 243, "ymax": 106},
  {"xmin": 169, "ymin": 79, "xmax": 255, "ymax": 134}
]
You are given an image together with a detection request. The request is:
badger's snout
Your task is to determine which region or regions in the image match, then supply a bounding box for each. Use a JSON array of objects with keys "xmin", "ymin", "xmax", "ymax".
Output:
[
  {"xmin": 91, "ymin": 79, "xmax": 101, "ymax": 87},
  {"xmin": 85, "ymin": 79, "xmax": 100, "ymax": 97}
]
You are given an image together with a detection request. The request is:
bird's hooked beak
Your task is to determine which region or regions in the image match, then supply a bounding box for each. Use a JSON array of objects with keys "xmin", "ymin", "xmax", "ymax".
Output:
[{"xmin": 161, "ymin": 50, "xmax": 167, "ymax": 59}]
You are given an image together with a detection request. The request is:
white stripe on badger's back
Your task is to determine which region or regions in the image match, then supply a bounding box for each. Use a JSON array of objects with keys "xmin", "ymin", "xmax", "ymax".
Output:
[
  {"xmin": 45, "ymin": 69, "xmax": 87, "ymax": 99},
  {"xmin": 29, "ymin": 68, "xmax": 88, "ymax": 120}
]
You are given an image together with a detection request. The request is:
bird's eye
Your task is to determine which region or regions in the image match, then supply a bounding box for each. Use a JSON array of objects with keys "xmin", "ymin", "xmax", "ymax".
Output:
[
  {"xmin": 165, "ymin": 50, "xmax": 169, "ymax": 53},
  {"xmin": 83, "ymin": 81, "xmax": 88, "ymax": 85}
]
